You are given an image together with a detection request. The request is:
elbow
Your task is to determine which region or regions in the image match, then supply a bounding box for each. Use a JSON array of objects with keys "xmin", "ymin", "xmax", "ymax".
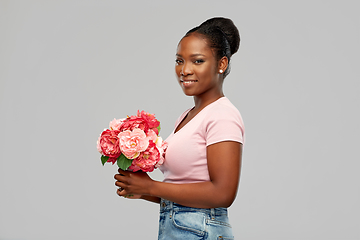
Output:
[
  {"xmin": 211, "ymin": 182, "xmax": 238, "ymax": 208},
  {"xmin": 215, "ymin": 191, "xmax": 236, "ymax": 208},
  {"xmin": 222, "ymin": 197, "xmax": 236, "ymax": 208}
]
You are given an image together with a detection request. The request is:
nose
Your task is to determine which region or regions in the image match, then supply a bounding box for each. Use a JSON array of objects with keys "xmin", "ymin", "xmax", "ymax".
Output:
[{"xmin": 180, "ymin": 62, "xmax": 193, "ymax": 76}]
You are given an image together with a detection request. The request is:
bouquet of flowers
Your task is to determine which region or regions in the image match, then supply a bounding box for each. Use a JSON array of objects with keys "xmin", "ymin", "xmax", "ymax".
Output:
[{"xmin": 97, "ymin": 110, "xmax": 167, "ymax": 172}]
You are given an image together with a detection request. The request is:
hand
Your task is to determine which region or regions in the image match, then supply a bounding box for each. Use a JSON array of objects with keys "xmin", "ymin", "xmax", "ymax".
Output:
[
  {"xmin": 117, "ymin": 189, "xmax": 142, "ymax": 199},
  {"xmin": 114, "ymin": 168, "xmax": 153, "ymax": 198}
]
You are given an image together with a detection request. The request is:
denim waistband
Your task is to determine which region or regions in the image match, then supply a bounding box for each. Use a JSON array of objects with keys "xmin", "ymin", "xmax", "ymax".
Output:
[{"xmin": 160, "ymin": 199, "xmax": 228, "ymax": 216}]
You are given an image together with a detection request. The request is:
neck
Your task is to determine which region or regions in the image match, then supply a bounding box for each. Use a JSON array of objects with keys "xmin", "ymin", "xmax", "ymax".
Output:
[{"xmin": 193, "ymin": 89, "xmax": 224, "ymax": 112}]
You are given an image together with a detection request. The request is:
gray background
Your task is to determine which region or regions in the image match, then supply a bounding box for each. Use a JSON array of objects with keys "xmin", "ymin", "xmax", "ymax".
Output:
[{"xmin": 1, "ymin": 0, "xmax": 359, "ymax": 239}]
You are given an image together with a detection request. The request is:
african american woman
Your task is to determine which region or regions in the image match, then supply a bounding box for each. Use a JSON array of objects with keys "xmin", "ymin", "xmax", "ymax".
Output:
[{"xmin": 114, "ymin": 17, "xmax": 245, "ymax": 239}]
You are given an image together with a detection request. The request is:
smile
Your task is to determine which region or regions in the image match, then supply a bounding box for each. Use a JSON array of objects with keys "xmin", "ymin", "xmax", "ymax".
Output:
[
  {"xmin": 180, "ymin": 80, "xmax": 198, "ymax": 88},
  {"xmin": 181, "ymin": 80, "xmax": 198, "ymax": 83}
]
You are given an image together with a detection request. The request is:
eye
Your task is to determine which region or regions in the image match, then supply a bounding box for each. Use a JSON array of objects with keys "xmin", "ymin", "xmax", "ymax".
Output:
[
  {"xmin": 194, "ymin": 59, "xmax": 204, "ymax": 64},
  {"xmin": 175, "ymin": 59, "xmax": 183, "ymax": 65}
]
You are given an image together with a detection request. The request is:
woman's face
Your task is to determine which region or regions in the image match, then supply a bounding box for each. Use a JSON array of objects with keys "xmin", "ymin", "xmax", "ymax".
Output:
[{"xmin": 175, "ymin": 33, "xmax": 220, "ymax": 97}]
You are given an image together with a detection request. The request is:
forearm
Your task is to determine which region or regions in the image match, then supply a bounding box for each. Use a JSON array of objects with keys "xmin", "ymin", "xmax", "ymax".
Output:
[
  {"xmin": 148, "ymin": 180, "xmax": 236, "ymax": 209},
  {"xmin": 140, "ymin": 195, "xmax": 161, "ymax": 204}
]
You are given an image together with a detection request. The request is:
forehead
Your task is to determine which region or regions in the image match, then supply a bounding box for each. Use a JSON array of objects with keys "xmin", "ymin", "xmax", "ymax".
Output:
[{"xmin": 177, "ymin": 33, "xmax": 212, "ymax": 56}]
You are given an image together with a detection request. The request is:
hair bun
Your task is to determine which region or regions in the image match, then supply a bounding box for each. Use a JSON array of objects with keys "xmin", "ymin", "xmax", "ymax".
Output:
[
  {"xmin": 183, "ymin": 17, "xmax": 240, "ymax": 78},
  {"xmin": 200, "ymin": 17, "xmax": 240, "ymax": 55}
]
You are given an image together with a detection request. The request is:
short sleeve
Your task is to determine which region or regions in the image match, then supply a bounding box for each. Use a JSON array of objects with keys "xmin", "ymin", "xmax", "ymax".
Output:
[{"xmin": 204, "ymin": 104, "xmax": 245, "ymax": 146}]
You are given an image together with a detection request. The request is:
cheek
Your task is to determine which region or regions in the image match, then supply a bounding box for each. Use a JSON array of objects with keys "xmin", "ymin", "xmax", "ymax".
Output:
[{"xmin": 196, "ymin": 65, "xmax": 213, "ymax": 79}]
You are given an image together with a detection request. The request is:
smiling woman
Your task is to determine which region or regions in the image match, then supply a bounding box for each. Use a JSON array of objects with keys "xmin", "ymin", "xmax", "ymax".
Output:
[
  {"xmin": 114, "ymin": 17, "xmax": 244, "ymax": 239},
  {"xmin": 175, "ymin": 35, "xmax": 221, "ymax": 97}
]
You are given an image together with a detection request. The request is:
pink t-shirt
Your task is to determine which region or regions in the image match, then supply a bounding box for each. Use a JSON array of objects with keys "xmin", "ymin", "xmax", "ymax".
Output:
[{"xmin": 159, "ymin": 97, "xmax": 245, "ymax": 184}]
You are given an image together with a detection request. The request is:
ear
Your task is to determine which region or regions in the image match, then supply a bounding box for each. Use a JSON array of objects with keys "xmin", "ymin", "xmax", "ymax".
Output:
[{"xmin": 218, "ymin": 56, "xmax": 229, "ymax": 74}]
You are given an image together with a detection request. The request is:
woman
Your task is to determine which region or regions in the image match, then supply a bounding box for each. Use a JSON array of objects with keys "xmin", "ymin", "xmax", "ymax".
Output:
[{"xmin": 114, "ymin": 17, "xmax": 244, "ymax": 239}]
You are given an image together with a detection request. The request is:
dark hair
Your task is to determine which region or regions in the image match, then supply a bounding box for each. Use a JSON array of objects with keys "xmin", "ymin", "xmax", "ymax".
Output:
[{"xmin": 184, "ymin": 17, "xmax": 240, "ymax": 78}]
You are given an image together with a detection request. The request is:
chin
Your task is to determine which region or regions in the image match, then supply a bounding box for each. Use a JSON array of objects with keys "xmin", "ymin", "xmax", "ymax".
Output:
[{"xmin": 182, "ymin": 90, "xmax": 196, "ymax": 96}]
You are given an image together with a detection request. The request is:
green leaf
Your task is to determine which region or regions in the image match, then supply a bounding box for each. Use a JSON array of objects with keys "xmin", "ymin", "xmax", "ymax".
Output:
[
  {"xmin": 157, "ymin": 123, "xmax": 161, "ymax": 134},
  {"xmin": 117, "ymin": 154, "xmax": 132, "ymax": 170},
  {"xmin": 101, "ymin": 155, "xmax": 109, "ymax": 166}
]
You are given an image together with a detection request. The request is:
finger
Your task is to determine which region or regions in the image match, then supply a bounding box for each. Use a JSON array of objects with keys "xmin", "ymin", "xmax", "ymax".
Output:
[
  {"xmin": 117, "ymin": 188, "xmax": 126, "ymax": 196},
  {"xmin": 117, "ymin": 188, "xmax": 130, "ymax": 196},
  {"xmin": 115, "ymin": 181, "xmax": 126, "ymax": 188},
  {"xmin": 118, "ymin": 168, "xmax": 128, "ymax": 175},
  {"xmin": 114, "ymin": 173, "xmax": 127, "ymax": 181}
]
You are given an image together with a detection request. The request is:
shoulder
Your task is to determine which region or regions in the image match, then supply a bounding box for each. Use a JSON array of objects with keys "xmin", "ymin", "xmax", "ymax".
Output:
[
  {"xmin": 202, "ymin": 97, "xmax": 245, "ymax": 145},
  {"xmin": 205, "ymin": 97, "xmax": 242, "ymax": 122}
]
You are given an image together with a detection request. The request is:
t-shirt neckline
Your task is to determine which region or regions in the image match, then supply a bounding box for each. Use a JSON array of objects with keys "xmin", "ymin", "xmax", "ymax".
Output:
[{"xmin": 173, "ymin": 97, "xmax": 226, "ymax": 134}]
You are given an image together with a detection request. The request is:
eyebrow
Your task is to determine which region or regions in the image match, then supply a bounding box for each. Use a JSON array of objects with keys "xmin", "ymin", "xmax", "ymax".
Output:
[{"xmin": 176, "ymin": 53, "xmax": 206, "ymax": 57}]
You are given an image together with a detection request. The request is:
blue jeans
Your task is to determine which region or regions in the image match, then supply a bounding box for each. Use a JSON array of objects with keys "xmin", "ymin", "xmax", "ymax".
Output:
[{"xmin": 158, "ymin": 199, "xmax": 234, "ymax": 240}]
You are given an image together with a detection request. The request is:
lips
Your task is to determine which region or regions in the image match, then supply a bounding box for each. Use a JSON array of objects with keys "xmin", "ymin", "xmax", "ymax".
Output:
[
  {"xmin": 181, "ymin": 80, "xmax": 197, "ymax": 83},
  {"xmin": 180, "ymin": 79, "xmax": 198, "ymax": 87}
]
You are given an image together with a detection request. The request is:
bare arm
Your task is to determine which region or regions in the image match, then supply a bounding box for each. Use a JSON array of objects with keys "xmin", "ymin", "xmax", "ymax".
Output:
[{"xmin": 114, "ymin": 141, "xmax": 242, "ymax": 208}]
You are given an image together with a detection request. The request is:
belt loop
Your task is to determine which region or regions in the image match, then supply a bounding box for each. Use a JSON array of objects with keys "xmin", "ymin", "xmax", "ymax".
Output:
[
  {"xmin": 210, "ymin": 208, "xmax": 215, "ymax": 220},
  {"xmin": 169, "ymin": 200, "xmax": 173, "ymax": 208},
  {"xmin": 169, "ymin": 201, "xmax": 173, "ymax": 218}
]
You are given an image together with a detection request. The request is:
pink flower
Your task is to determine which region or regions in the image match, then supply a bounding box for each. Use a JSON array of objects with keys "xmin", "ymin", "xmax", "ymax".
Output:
[
  {"xmin": 146, "ymin": 129, "xmax": 158, "ymax": 143},
  {"xmin": 155, "ymin": 139, "xmax": 168, "ymax": 168},
  {"xmin": 98, "ymin": 111, "xmax": 165, "ymax": 170},
  {"xmin": 109, "ymin": 118, "xmax": 125, "ymax": 131},
  {"xmin": 97, "ymin": 135, "xmax": 103, "ymax": 154},
  {"xmin": 137, "ymin": 110, "xmax": 160, "ymax": 129},
  {"xmin": 145, "ymin": 130, "xmax": 166, "ymax": 167},
  {"xmin": 129, "ymin": 141, "xmax": 160, "ymax": 172},
  {"xmin": 98, "ymin": 129, "xmax": 121, "ymax": 158},
  {"xmin": 120, "ymin": 117, "xmax": 149, "ymax": 133},
  {"xmin": 118, "ymin": 128, "xmax": 149, "ymax": 159}
]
